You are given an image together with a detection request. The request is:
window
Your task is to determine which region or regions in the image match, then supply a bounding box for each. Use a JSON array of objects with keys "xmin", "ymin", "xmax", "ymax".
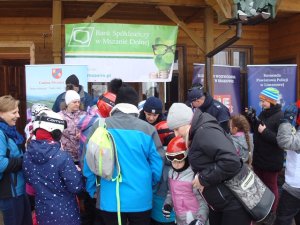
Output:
[{"xmin": 213, "ymin": 46, "xmax": 252, "ymax": 72}]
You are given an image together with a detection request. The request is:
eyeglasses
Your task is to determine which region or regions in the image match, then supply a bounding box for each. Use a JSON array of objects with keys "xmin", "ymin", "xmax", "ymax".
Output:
[
  {"xmin": 152, "ymin": 44, "xmax": 176, "ymax": 56},
  {"xmin": 166, "ymin": 151, "xmax": 187, "ymax": 162}
]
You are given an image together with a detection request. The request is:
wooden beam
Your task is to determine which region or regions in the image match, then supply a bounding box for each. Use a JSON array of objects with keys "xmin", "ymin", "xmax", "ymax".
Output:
[
  {"xmin": 0, "ymin": 41, "xmax": 35, "ymax": 64},
  {"xmin": 62, "ymin": 0, "xmax": 207, "ymax": 7},
  {"xmin": 52, "ymin": 0, "xmax": 62, "ymax": 64},
  {"xmin": 205, "ymin": 0, "xmax": 232, "ymax": 19},
  {"xmin": 84, "ymin": 3, "xmax": 118, "ymax": 22},
  {"xmin": 158, "ymin": 6, "xmax": 205, "ymax": 54},
  {"xmin": 277, "ymin": 0, "xmax": 300, "ymax": 13},
  {"xmin": 204, "ymin": 7, "xmax": 214, "ymax": 95},
  {"xmin": 214, "ymin": 26, "xmax": 235, "ymax": 48}
]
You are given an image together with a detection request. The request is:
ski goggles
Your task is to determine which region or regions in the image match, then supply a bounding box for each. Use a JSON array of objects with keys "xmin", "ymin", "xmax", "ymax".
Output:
[{"xmin": 166, "ymin": 151, "xmax": 187, "ymax": 162}]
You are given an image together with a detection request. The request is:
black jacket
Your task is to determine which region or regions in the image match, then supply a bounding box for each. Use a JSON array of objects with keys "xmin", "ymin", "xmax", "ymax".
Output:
[
  {"xmin": 199, "ymin": 93, "xmax": 230, "ymax": 133},
  {"xmin": 252, "ymin": 104, "xmax": 284, "ymax": 172},
  {"xmin": 188, "ymin": 109, "xmax": 242, "ymax": 211}
]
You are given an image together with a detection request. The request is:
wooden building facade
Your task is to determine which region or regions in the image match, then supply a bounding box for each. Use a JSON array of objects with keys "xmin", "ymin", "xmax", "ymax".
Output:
[{"xmin": 0, "ymin": 0, "xmax": 299, "ymax": 132}]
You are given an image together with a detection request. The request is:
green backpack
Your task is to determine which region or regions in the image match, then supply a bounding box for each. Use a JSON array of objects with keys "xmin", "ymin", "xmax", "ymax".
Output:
[{"xmin": 86, "ymin": 118, "xmax": 122, "ymax": 225}]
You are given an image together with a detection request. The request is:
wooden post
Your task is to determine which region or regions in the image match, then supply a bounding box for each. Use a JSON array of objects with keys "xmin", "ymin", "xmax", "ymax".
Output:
[
  {"xmin": 204, "ymin": 7, "xmax": 214, "ymax": 95},
  {"xmin": 52, "ymin": 0, "xmax": 62, "ymax": 64}
]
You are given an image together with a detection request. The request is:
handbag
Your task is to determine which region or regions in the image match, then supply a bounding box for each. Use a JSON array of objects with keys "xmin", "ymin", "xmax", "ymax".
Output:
[{"xmin": 224, "ymin": 164, "xmax": 275, "ymax": 222}]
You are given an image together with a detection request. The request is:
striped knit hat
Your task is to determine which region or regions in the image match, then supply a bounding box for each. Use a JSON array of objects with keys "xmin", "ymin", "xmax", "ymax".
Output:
[{"xmin": 259, "ymin": 87, "xmax": 280, "ymax": 105}]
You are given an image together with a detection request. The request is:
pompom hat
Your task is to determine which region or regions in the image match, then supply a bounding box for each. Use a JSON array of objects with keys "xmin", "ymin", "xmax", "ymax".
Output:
[
  {"xmin": 65, "ymin": 90, "xmax": 80, "ymax": 105},
  {"xmin": 259, "ymin": 87, "xmax": 280, "ymax": 105},
  {"xmin": 143, "ymin": 97, "xmax": 163, "ymax": 114}
]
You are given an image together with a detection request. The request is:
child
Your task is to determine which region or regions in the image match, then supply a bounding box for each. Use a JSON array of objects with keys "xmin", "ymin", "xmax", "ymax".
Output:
[
  {"xmin": 163, "ymin": 136, "xmax": 209, "ymax": 225},
  {"xmin": 229, "ymin": 114, "xmax": 253, "ymax": 165},
  {"xmin": 23, "ymin": 110, "xmax": 84, "ymax": 225}
]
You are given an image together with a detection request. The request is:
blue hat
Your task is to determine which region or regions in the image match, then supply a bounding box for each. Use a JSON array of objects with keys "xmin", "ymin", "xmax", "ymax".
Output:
[
  {"xmin": 143, "ymin": 97, "xmax": 162, "ymax": 114},
  {"xmin": 187, "ymin": 85, "xmax": 204, "ymax": 102}
]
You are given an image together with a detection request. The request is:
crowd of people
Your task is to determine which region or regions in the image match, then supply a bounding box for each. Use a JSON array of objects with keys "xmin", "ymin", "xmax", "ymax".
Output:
[{"xmin": 0, "ymin": 75, "xmax": 299, "ymax": 225}]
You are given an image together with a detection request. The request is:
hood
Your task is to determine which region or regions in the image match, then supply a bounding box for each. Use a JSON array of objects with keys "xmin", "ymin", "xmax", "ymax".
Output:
[
  {"xmin": 27, "ymin": 140, "xmax": 61, "ymax": 164},
  {"xmin": 231, "ymin": 133, "xmax": 248, "ymax": 150},
  {"xmin": 189, "ymin": 108, "xmax": 219, "ymax": 140},
  {"xmin": 110, "ymin": 103, "xmax": 139, "ymax": 116}
]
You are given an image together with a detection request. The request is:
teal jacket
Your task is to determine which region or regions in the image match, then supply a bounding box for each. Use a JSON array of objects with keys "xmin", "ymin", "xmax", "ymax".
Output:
[
  {"xmin": 84, "ymin": 103, "xmax": 163, "ymax": 212},
  {"xmin": 0, "ymin": 130, "xmax": 25, "ymax": 198}
]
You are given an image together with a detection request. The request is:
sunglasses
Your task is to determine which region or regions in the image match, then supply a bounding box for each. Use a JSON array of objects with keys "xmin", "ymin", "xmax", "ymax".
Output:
[{"xmin": 166, "ymin": 151, "xmax": 187, "ymax": 162}]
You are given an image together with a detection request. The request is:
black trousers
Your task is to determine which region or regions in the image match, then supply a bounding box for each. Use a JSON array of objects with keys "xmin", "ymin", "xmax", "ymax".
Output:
[
  {"xmin": 100, "ymin": 209, "xmax": 151, "ymax": 225},
  {"xmin": 209, "ymin": 207, "xmax": 252, "ymax": 225}
]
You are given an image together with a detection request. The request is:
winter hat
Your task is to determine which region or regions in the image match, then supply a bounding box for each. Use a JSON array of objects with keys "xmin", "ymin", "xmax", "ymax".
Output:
[
  {"xmin": 187, "ymin": 85, "xmax": 204, "ymax": 102},
  {"xmin": 115, "ymin": 85, "xmax": 139, "ymax": 107},
  {"xmin": 65, "ymin": 74, "xmax": 79, "ymax": 87},
  {"xmin": 167, "ymin": 103, "xmax": 194, "ymax": 130},
  {"xmin": 143, "ymin": 97, "xmax": 163, "ymax": 114},
  {"xmin": 65, "ymin": 90, "xmax": 80, "ymax": 105},
  {"xmin": 259, "ymin": 87, "xmax": 280, "ymax": 105}
]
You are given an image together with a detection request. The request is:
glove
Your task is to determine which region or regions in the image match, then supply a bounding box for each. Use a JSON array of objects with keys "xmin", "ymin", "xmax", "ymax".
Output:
[
  {"xmin": 189, "ymin": 219, "xmax": 204, "ymax": 225},
  {"xmin": 281, "ymin": 103, "xmax": 297, "ymax": 125},
  {"xmin": 245, "ymin": 107, "xmax": 256, "ymax": 122},
  {"xmin": 162, "ymin": 204, "xmax": 172, "ymax": 218}
]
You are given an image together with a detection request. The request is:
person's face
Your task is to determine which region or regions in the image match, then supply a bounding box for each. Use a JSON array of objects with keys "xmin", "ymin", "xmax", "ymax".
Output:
[
  {"xmin": 174, "ymin": 125, "xmax": 190, "ymax": 138},
  {"xmin": 0, "ymin": 106, "xmax": 20, "ymax": 126},
  {"xmin": 191, "ymin": 96, "xmax": 205, "ymax": 108},
  {"xmin": 145, "ymin": 111, "xmax": 159, "ymax": 124},
  {"xmin": 67, "ymin": 100, "xmax": 80, "ymax": 112},
  {"xmin": 260, "ymin": 99, "xmax": 271, "ymax": 109},
  {"xmin": 171, "ymin": 160, "xmax": 185, "ymax": 170}
]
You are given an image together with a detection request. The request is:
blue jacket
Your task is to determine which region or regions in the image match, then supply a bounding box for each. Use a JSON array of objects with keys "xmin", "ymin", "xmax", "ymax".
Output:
[
  {"xmin": 23, "ymin": 140, "xmax": 84, "ymax": 225},
  {"xmin": 52, "ymin": 85, "xmax": 93, "ymax": 112},
  {"xmin": 84, "ymin": 103, "xmax": 163, "ymax": 212},
  {"xmin": 0, "ymin": 130, "xmax": 25, "ymax": 199}
]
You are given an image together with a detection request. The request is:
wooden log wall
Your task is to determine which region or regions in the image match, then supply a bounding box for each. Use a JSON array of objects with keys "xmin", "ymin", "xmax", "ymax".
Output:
[
  {"xmin": 0, "ymin": 16, "xmax": 269, "ymax": 89},
  {"xmin": 269, "ymin": 14, "xmax": 300, "ymax": 97}
]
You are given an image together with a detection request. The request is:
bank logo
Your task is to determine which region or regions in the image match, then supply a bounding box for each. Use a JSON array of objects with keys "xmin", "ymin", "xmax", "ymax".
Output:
[{"xmin": 68, "ymin": 27, "xmax": 95, "ymax": 47}]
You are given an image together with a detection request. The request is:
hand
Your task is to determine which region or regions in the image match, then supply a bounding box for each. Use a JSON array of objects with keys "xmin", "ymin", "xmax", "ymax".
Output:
[
  {"xmin": 162, "ymin": 204, "xmax": 172, "ymax": 218},
  {"xmin": 189, "ymin": 219, "xmax": 204, "ymax": 225},
  {"xmin": 192, "ymin": 174, "xmax": 204, "ymax": 193},
  {"xmin": 258, "ymin": 123, "xmax": 266, "ymax": 133},
  {"xmin": 282, "ymin": 103, "xmax": 298, "ymax": 125}
]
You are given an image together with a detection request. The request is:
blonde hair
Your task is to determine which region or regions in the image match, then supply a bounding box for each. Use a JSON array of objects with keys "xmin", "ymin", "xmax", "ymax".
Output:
[{"xmin": 0, "ymin": 95, "xmax": 19, "ymax": 112}]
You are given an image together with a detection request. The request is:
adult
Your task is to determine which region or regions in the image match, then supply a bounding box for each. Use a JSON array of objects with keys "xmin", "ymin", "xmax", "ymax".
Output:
[
  {"xmin": 139, "ymin": 96, "xmax": 165, "ymax": 126},
  {"xmin": 187, "ymin": 83, "xmax": 230, "ymax": 133},
  {"xmin": 0, "ymin": 95, "xmax": 32, "ymax": 225},
  {"xmin": 245, "ymin": 87, "xmax": 284, "ymax": 225},
  {"xmin": 275, "ymin": 103, "xmax": 300, "ymax": 225},
  {"xmin": 58, "ymin": 90, "xmax": 86, "ymax": 164},
  {"xmin": 167, "ymin": 103, "xmax": 252, "ymax": 225},
  {"xmin": 52, "ymin": 74, "xmax": 93, "ymax": 112},
  {"xmin": 23, "ymin": 110, "xmax": 84, "ymax": 225},
  {"xmin": 84, "ymin": 84, "xmax": 163, "ymax": 225}
]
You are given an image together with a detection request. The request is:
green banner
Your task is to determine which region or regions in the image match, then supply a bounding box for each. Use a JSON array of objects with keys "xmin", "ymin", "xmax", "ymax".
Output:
[{"xmin": 65, "ymin": 23, "xmax": 178, "ymax": 82}]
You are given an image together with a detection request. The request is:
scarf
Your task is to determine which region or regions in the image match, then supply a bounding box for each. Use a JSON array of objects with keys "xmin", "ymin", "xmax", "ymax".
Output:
[{"xmin": 0, "ymin": 119, "xmax": 24, "ymax": 145}]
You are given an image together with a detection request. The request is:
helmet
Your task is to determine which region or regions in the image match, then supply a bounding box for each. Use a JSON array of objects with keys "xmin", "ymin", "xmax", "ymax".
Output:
[
  {"xmin": 97, "ymin": 92, "xmax": 116, "ymax": 118},
  {"xmin": 167, "ymin": 136, "xmax": 187, "ymax": 154},
  {"xmin": 31, "ymin": 103, "xmax": 50, "ymax": 120},
  {"xmin": 33, "ymin": 110, "xmax": 67, "ymax": 133},
  {"xmin": 154, "ymin": 121, "xmax": 174, "ymax": 146},
  {"xmin": 166, "ymin": 136, "xmax": 187, "ymax": 162}
]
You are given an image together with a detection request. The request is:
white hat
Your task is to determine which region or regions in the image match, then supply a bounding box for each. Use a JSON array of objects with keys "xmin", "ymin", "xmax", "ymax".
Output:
[{"xmin": 65, "ymin": 90, "xmax": 80, "ymax": 105}]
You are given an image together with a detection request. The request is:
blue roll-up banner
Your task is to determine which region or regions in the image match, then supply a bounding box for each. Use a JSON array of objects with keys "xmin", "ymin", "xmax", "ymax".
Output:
[
  {"xmin": 193, "ymin": 63, "xmax": 241, "ymax": 115},
  {"xmin": 25, "ymin": 64, "xmax": 88, "ymax": 120},
  {"xmin": 247, "ymin": 65, "xmax": 297, "ymax": 114}
]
